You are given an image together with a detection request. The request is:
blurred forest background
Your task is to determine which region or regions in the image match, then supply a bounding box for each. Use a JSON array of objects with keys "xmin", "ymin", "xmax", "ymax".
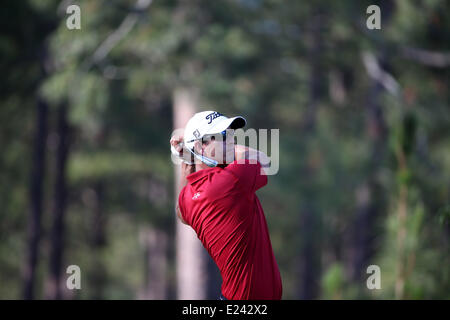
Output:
[{"xmin": 0, "ymin": 0, "xmax": 449, "ymax": 299}]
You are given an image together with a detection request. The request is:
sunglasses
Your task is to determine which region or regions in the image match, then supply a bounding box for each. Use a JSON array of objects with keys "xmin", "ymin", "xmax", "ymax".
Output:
[{"xmin": 201, "ymin": 129, "xmax": 234, "ymax": 144}]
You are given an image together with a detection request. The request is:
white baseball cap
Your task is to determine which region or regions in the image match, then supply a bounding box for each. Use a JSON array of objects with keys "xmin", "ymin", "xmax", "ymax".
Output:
[{"xmin": 184, "ymin": 111, "xmax": 246, "ymax": 150}]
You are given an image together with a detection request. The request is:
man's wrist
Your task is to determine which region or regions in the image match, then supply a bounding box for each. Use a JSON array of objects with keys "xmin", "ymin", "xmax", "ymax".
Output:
[{"xmin": 181, "ymin": 162, "xmax": 195, "ymax": 175}]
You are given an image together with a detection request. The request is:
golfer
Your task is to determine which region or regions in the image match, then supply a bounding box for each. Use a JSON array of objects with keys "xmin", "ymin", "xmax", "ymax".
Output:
[{"xmin": 170, "ymin": 111, "xmax": 282, "ymax": 300}]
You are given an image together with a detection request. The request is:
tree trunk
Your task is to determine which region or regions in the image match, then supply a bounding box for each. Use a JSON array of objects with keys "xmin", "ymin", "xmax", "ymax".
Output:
[
  {"xmin": 173, "ymin": 88, "xmax": 208, "ymax": 299},
  {"xmin": 297, "ymin": 8, "xmax": 325, "ymax": 300},
  {"xmin": 46, "ymin": 103, "xmax": 70, "ymax": 299},
  {"xmin": 139, "ymin": 227, "xmax": 168, "ymax": 299},
  {"xmin": 351, "ymin": 80, "xmax": 386, "ymax": 282},
  {"xmin": 298, "ymin": 205, "xmax": 320, "ymax": 299},
  {"xmin": 90, "ymin": 182, "xmax": 107, "ymax": 299},
  {"xmin": 23, "ymin": 96, "xmax": 48, "ymax": 300},
  {"xmin": 350, "ymin": 0, "xmax": 395, "ymax": 283}
]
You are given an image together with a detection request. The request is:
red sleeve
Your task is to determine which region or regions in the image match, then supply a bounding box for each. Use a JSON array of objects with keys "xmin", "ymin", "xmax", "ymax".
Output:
[
  {"xmin": 178, "ymin": 186, "xmax": 189, "ymax": 224},
  {"xmin": 226, "ymin": 159, "xmax": 268, "ymax": 193}
]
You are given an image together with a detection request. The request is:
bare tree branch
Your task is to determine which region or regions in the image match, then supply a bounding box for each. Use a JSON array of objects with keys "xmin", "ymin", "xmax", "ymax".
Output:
[
  {"xmin": 362, "ymin": 51, "xmax": 401, "ymax": 97},
  {"xmin": 401, "ymin": 46, "xmax": 450, "ymax": 68},
  {"xmin": 84, "ymin": 0, "xmax": 152, "ymax": 70},
  {"xmin": 354, "ymin": 20, "xmax": 450, "ymax": 69}
]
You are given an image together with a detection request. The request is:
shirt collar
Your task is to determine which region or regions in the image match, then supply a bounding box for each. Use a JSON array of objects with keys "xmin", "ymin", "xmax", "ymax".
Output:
[{"xmin": 186, "ymin": 166, "xmax": 221, "ymax": 185}]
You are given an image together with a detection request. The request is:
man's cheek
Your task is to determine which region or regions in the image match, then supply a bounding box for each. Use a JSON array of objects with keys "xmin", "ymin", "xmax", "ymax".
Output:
[
  {"xmin": 225, "ymin": 143, "xmax": 235, "ymax": 163},
  {"xmin": 208, "ymin": 144, "xmax": 217, "ymax": 158}
]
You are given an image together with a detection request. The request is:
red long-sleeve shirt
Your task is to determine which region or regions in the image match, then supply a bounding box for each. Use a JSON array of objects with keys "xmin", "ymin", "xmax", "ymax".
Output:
[{"xmin": 178, "ymin": 160, "xmax": 282, "ymax": 300}]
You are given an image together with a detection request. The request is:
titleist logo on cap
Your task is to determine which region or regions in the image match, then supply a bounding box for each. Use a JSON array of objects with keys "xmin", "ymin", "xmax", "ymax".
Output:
[{"xmin": 205, "ymin": 112, "xmax": 223, "ymax": 124}]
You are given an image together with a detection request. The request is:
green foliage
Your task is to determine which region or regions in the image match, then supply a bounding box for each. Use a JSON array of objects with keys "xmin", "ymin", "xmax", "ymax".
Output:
[{"xmin": 322, "ymin": 263, "xmax": 345, "ymax": 299}]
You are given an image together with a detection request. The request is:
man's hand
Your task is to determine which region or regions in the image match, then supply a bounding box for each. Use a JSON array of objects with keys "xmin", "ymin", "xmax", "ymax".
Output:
[
  {"xmin": 170, "ymin": 134, "xmax": 183, "ymax": 153},
  {"xmin": 235, "ymin": 145, "xmax": 270, "ymax": 175},
  {"xmin": 170, "ymin": 134, "xmax": 194, "ymax": 164}
]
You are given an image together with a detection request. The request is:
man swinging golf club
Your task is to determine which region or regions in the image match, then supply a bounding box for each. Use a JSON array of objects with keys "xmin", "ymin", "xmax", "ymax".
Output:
[{"xmin": 170, "ymin": 111, "xmax": 282, "ymax": 300}]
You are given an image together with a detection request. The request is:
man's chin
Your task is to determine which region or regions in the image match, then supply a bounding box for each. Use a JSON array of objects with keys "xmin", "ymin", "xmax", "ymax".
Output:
[{"xmin": 223, "ymin": 154, "xmax": 235, "ymax": 165}]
